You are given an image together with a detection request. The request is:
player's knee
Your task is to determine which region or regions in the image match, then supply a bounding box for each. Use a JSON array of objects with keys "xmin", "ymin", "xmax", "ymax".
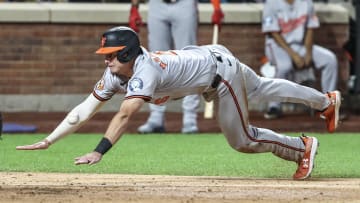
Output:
[
  {"xmin": 228, "ymin": 142, "xmax": 256, "ymax": 153},
  {"xmin": 236, "ymin": 145, "xmax": 258, "ymax": 153}
]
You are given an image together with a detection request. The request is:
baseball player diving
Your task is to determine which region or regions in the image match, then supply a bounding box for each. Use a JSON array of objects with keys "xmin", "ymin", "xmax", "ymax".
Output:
[{"xmin": 16, "ymin": 26, "xmax": 341, "ymax": 180}]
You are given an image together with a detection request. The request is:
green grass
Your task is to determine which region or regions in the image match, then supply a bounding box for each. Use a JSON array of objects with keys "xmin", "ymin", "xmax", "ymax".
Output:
[{"xmin": 1, "ymin": 133, "xmax": 360, "ymax": 178}]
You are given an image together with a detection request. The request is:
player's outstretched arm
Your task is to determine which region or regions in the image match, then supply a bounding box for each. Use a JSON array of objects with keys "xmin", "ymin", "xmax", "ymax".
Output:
[
  {"xmin": 74, "ymin": 97, "xmax": 145, "ymax": 165},
  {"xmin": 16, "ymin": 93, "xmax": 105, "ymax": 150}
]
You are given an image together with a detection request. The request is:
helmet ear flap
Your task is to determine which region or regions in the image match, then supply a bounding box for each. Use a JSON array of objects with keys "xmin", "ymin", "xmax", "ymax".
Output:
[
  {"xmin": 117, "ymin": 50, "xmax": 131, "ymax": 63},
  {"xmin": 116, "ymin": 45, "xmax": 141, "ymax": 63}
]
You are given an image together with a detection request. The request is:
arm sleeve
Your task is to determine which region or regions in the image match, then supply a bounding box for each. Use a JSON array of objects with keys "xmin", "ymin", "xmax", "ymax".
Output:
[{"xmin": 45, "ymin": 94, "xmax": 105, "ymax": 144}]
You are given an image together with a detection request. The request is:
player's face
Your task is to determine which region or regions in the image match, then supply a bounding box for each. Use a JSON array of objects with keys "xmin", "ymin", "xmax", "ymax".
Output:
[{"xmin": 104, "ymin": 52, "xmax": 133, "ymax": 77}]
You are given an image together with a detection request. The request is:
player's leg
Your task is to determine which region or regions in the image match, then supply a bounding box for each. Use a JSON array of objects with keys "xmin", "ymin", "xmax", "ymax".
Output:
[
  {"xmin": 137, "ymin": 2, "xmax": 172, "ymax": 134},
  {"xmin": 215, "ymin": 65, "xmax": 317, "ymax": 179},
  {"xmin": 264, "ymin": 42, "xmax": 294, "ymax": 119},
  {"xmin": 311, "ymin": 45, "xmax": 342, "ymax": 131},
  {"xmin": 171, "ymin": 0, "xmax": 198, "ymax": 49},
  {"xmin": 182, "ymin": 95, "xmax": 200, "ymax": 133},
  {"xmin": 251, "ymin": 77, "xmax": 330, "ymax": 110},
  {"xmin": 147, "ymin": 3, "xmax": 172, "ymax": 51},
  {"xmin": 311, "ymin": 45, "xmax": 338, "ymax": 92},
  {"xmin": 171, "ymin": 0, "xmax": 199, "ymax": 133},
  {"xmin": 246, "ymin": 61, "xmax": 340, "ymax": 132}
]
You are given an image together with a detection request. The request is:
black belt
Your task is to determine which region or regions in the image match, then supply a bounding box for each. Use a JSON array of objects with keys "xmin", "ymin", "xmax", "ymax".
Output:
[
  {"xmin": 211, "ymin": 74, "xmax": 222, "ymax": 89},
  {"xmin": 163, "ymin": 0, "xmax": 178, "ymax": 3},
  {"xmin": 215, "ymin": 56, "xmax": 223, "ymax": 63}
]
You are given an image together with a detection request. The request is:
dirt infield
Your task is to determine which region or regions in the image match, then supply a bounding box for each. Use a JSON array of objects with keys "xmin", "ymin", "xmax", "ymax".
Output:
[
  {"xmin": 1, "ymin": 172, "xmax": 360, "ymax": 203},
  {"xmin": 2, "ymin": 112, "xmax": 360, "ymax": 202}
]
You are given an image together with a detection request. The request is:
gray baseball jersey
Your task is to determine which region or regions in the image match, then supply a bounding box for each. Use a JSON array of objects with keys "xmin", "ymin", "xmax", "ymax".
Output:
[
  {"xmin": 93, "ymin": 45, "xmax": 331, "ymax": 164},
  {"xmin": 146, "ymin": 0, "xmax": 199, "ymax": 126},
  {"xmin": 262, "ymin": 0, "xmax": 337, "ymax": 93},
  {"xmin": 93, "ymin": 46, "xmax": 215, "ymax": 103}
]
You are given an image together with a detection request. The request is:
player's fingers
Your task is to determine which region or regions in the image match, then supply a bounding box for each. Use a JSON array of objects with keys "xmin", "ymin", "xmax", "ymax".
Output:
[
  {"xmin": 16, "ymin": 141, "xmax": 48, "ymax": 150},
  {"xmin": 88, "ymin": 159, "xmax": 99, "ymax": 165},
  {"xmin": 16, "ymin": 145, "xmax": 34, "ymax": 150},
  {"xmin": 74, "ymin": 157, "xmax": 90, "ymax": 165}
]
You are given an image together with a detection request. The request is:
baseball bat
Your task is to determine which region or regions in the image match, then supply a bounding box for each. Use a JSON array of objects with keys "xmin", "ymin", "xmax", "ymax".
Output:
[{"xmin": 204, "ymin": 24, "xmax": 219, "ymax": 119}]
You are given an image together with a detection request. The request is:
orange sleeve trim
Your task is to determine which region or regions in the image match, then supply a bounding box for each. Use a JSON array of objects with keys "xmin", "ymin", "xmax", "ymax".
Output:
[
  {"xmin": 125, "ymin": 95, "xmax": 152, "ymax": 102},
  {"xmin": 211, "ymin": 0, "xmax": 220, "ymax": 10},
  {"xmin": 92, "ymin": 91, "xmax": 111, "ymax": 102}
]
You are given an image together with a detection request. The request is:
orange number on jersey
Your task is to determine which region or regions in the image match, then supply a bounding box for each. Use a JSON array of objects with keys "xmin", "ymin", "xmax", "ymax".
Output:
[
  {"xmin": 154, "ymin": 50, "xmax": 177, "ymax": 56},
  {"xmin": 150, "ymin": 51, "xmax": 178, "ymax": 69},
  {"xmin": 154, "ymin": 96, "xmax": 170, "ymax": 105}
]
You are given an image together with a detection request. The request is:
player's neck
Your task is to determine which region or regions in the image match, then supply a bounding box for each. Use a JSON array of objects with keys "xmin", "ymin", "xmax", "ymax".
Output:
[
  {"xmin": 286, "ymin": 0, "xmax": 295, "ymax": 5},
  {"xmin": 124, "ymin": 59, "xmax": 136, "ymax": 78}
]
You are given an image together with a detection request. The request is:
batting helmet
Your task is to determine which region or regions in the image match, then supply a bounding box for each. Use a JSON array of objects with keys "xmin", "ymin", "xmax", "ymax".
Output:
[{"xmin": 96, "ymin": 26, "xmax": 142, "ymax": 63}]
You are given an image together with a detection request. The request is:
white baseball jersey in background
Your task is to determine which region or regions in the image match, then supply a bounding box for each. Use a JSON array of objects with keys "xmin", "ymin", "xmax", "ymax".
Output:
[{"xmin": 262, "ymin": 0, "xmax": 338, "ymax": 93}]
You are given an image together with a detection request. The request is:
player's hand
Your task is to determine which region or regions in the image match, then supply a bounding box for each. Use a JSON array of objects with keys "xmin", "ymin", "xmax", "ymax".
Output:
[
  {"xmin": 129, "ymin": 6, "xmax": 143, "ymax": 33},
  {"xmin": 74, "ymin": 151, "xmax": 102, "ymax": 165},
  {"xmin": 16, "ymin": 139, "xmax": 51, "ymax": 150},
  {"xmin": 212, "ymin": 9, "xmax": 224, "ymax": 27},
  {"xmin": 292, "ymin": 53, "xmax": 305, "ymax": 69}
]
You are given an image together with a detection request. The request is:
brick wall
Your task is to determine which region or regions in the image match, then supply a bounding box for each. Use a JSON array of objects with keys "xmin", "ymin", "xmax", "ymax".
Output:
[{"xmin": 0, "ymin": 23, "xmax": 349, "ymax": 95}]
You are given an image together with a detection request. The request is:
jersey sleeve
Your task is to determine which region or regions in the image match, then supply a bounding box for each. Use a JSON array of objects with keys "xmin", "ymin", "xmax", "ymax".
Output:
[
  {"xmin": 92, "ymin": 68, "xmax": 127, "ymax": 101},
  {"xmin": 262, "ymin": 0, "xmax": 280, "ymax": 33},
  {"xmin": 124, "ymin": 68, "xmax": 160, "ymax": 102},
  {"xmin": 307, "ymin": 0, "xmax": 320, "ymax": 29}
]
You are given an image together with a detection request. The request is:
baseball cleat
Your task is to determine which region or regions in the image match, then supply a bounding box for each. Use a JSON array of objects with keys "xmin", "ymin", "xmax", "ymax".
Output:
[
  {"xmin": 137, "ymin": 122, "xmax": 165, "ymax": 134},
  {"xmin": 319, "ymin": 90, "xmax": 341, "ymax": 133},
  {"xmin": 293, "ymin": 135, "xmax": 319, "ymax": 180}
]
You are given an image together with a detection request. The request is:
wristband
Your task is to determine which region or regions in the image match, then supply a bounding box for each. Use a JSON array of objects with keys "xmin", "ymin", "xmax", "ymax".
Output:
[{"xmin": 94, "ymin": 137, "xmax": 112, "ymax": 155}]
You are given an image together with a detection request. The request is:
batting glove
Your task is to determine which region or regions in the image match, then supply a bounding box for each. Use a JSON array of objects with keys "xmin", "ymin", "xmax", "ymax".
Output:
[
  {"xmin": 129, "ymin": 6, "xmax": 143, "ymax": 33},
  {"xmin": 212, "ymin": 9, "xmax": 224, "ymax": 27}
]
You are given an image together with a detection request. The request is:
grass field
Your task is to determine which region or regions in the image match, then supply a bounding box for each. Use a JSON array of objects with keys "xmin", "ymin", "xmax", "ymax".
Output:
[{"xmin": 1, "ymin": 133, "xmax": 360, "ymax": 178}]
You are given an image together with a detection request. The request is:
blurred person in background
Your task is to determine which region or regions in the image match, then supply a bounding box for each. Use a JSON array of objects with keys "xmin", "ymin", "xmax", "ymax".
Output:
[
  {"xmin": 129, "ymin": 0, "xmax": 224, "ymax": 133},
  {"xmin": 262, "ymin": 0, "xmax": 338, "ymax": 119}
]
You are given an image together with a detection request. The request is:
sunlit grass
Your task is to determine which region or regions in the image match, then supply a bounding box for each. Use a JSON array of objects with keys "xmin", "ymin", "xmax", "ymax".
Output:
[{"xmin": 1, "ymin": 133, "xmax": 359, "ymax": 178}]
